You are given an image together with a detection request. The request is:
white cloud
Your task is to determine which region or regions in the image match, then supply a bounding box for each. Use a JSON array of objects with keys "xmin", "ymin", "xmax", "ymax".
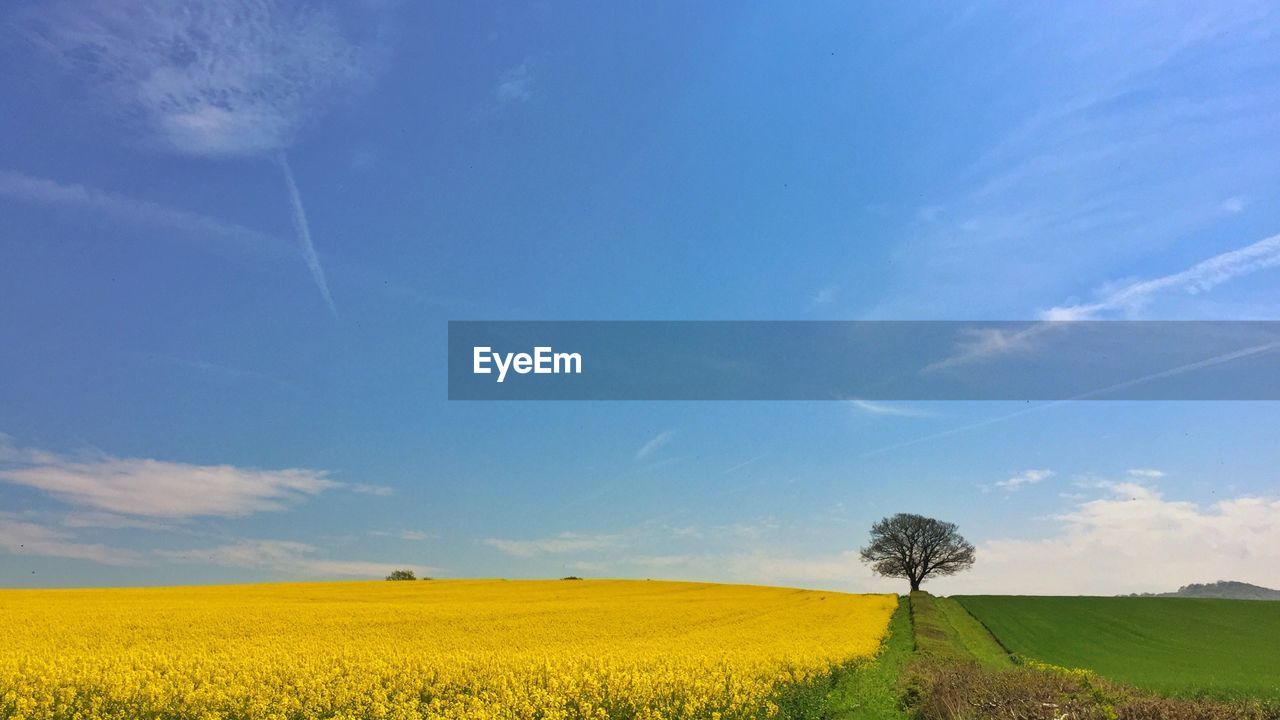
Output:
[
  {"xmin": 0, "ymin": 513, "xmax": 141, "ymax": 566},
  {"xmin": 724, "ymin": 550, "xmax": 882, "ymax": 587},
  {"xmin": 23, "ymin": 1, "xmax": 389, "ymax": 315},
  {"xmin": 585, "ymin": 549, "xmax": 895, "ymax": 593},
  {"xmin": 935, "ymin": 482, "xmax": 1280, "ymax": 595},
  {"xmin": 723, "ymin": 455, "xmax": 764, "ymax": 474},
  {"xmin": 621, "ymin": 483, "xmax": 1278, "ymax": 595},
  {"xmin": 848, "ymin": 399, "xmax": 932, "ymax": 417},
  {"xmin": 812, "ymin": 285, "xmax": 840, "ymax": 306},
  {"xmin": 635, "ymin": 431, "xmax": 674, "ymax": 461},
  {"xmin": 158, "ymin": 539, "xmax": 434, "ymax": 578},
  {"xmin": 717, "ymin": 519, "xmax": 780, "ymax": 540},
  {"xmin": 483, "ymin": 532, "xmax": 623, "ymax": 558},
  {"xmin": 1042, "ymin": 232, "xmax": 1280, "ymax": 320},
  {"xmin": 497, "ymin": 61, "xmax": 534, "ymax": 104},
  {"xmin": 1221, "ymin": 196, "xmax": 1247, "ymax": 214},
  {"xmin": 276, "ymin": 153, "xmax": 336, "ymax": 316},
  {"xmin": 61, "ymin": 511, "xmax": 177, "ymax": 531},
  {"xmin": 28, "ymin": 0, "xmax": 377, "ymax": 157},
  {"xmin": 0, "ymin": 436, "xmax": 345, "ymax": 519},
  {"xmin": 992, "ymin": 468, "xmax": 1054, "ymax": 492},
  {"xmin": 0, "ymin": 169, "xmax": 288, "ymax": 257},
  {"xmin": 922, "ymin": 324, "xmax": 1055, "ymax": 372},
  {"xmin": 369, "ymin": 529, "xmax": 432, "ymax": 541},
  {"xmin": 1127, "ymin": 468, "xmax": 1165, "ymax": 479},
  {"xmin": 346, "ymin": 483, "xmax": 395, "ymax": 497},
  {"xmin": 631, "ymin": 554, "xmax": 700, "ymax": 569},
  {"xmin": 0, "ymin": 169, "xmax": 343, "ymax": 313}
]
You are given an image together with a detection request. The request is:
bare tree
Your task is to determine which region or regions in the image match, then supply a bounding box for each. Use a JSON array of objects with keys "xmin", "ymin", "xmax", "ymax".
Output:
[{"xmin": 860, "ymin": 513, "xmax": 975, "ymax": 591}]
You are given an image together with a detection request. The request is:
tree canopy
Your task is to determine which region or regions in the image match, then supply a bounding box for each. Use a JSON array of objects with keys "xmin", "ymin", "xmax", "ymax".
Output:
[{"xmin": 859, "ymin": 513, "xmax": 975, "ymax": 591}]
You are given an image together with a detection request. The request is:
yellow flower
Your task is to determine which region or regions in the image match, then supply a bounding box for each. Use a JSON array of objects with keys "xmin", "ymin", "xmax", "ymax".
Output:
[{"xmin": 0, "ymin": 580, "xmax": 894, "ymax": 720}]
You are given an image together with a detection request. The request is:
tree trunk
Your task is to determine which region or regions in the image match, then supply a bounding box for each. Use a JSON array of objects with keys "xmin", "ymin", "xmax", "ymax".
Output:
[{"xmin": 910, "ymin": 578, "xmax": 921, "ymax": 591}]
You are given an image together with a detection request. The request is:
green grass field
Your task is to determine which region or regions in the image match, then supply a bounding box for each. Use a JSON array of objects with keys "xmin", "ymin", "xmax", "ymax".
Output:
[{"xmin": 957, "ymin": 595, "xmax": 1280, "ymax": 700}]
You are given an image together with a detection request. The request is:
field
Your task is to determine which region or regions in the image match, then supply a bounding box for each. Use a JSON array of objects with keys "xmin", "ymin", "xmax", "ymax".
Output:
[
  {"xmin": 7, "ymin": 581, "xmax": 1279, "ymax": 720},
  {"xmin": 957, "ymin": 595, "xmax": 1280, "ymax": 700},
  {"xmin": 0, "ymin": 579, "xmax": 897, "ymax": 720}
]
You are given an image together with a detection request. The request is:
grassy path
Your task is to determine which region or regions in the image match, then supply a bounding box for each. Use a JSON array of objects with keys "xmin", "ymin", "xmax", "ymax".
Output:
[
  {"xmin": 908, "ymin": 591, "xmax": 1011, "ymax": 667},
  {"xmin": 824, "ymin": 596, "xmax": 914, "ymax": 719},
  {"xmin": 930, "ymin": 596, "xmax": 1011, "ymax": 667},
  {"xmin": 817, "ymin": 592, "xmax": 1009, "ymax": 718}
]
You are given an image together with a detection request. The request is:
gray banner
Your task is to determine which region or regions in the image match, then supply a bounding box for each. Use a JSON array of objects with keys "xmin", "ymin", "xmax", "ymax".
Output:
[{"xmin": 447, "ymin": 321, "xmax": 1280, "ymax": 400}]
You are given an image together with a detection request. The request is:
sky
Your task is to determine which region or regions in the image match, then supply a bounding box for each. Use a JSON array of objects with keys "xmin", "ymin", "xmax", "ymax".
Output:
[{"xmin": 1, "ymin": 0, "xmax": 1279, "ymax": 595}]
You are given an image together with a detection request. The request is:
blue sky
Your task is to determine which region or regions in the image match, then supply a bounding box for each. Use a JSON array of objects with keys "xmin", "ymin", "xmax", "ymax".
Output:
[{"xmin": 1, "ymin": 1, "xmax": 1279, "ymax": 594}]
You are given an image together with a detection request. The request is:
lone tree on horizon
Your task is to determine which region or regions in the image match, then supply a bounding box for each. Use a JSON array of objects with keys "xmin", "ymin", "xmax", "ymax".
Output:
[{"xmin": 860, "ymin": 513, "xmax": 975, "ymax": 592}]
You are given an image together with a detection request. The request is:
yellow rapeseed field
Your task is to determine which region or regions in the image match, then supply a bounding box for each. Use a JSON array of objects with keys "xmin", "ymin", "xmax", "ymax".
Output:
[{"xmin": 0, "ymin": 579, "xmax": 896, "ymax": 720}]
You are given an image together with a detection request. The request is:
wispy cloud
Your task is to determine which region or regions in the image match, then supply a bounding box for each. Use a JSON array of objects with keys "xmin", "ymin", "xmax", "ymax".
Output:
[
  {"xmin": 1221, "ymin": 196, "xmax": 1248, "ymax": 214},
  {"xmin": 158, "ymin": 539, "xmax": 435, "ymax": 578},
  {"xmin": 990, "ymin": 468, "xmax": 1053, "ymax": 493},
  {"xmin": 0, "ymin": 513, "xmax": 141, "ymax": 566},
  {"xmin": 635, "ymin": 430, "xmax": 674, "ymax": 461},
  {"xmin": 61, "ymin": 511, "xmax": 177, "ymax": 531},
  {"xmin": 922, "ymin": 324, "xmax": 1054, "ymax": 372},
  {"xmin": 483, "ymin": 532, "xmax": 623, "ymax": 558},
  {"xmin": 870, "ymin": 4, "xmax": 1280, "ymax": 319},
  {"xmin": 369, "ymin": 529, "xmax": 432, "ymax": 541},
  {"xmin": 866, "ymin": 338, "xmax": 1280, "ymax": 458},
  {"xmin": 848, "ymin": 399, "xmax": 932, "ymax": 418},
  {"xmin": 276, "ymin": 152, "xmax": 337, "ymax": 316},
  {"xmin": 346, "ymin": 483, "xmax": 395, "ymax": 497},
  {"xmin": 28, "ymin": 0, "xmax": 377, "ymax": 157},
  {"xmin": 811, "ymin": 285, "xmax": 840, "ymax": 307},
  {"xmin": 1127, "ymin": 468, "xmax": 1165, "ymax": 479},
  {"xmin": 0, "ymin": 169, "xmax": 288, "ymax": 258},
  {"xmin": 496, "ymin": 60, "xmax": 534, "ymax": 104},
  {"xmin": 723, "ymin": 455, "xmax": 764, "ymax": 474},
  {"xmin": 0, "ymin": 435, "xmax": 376, "ymax": 519},
  {"xmin": 1042, "ymin": 232, "xmax": 1280, "ymax": 320},
  {"xmin": 0, "ymin": 167, "xmax": 344, "ymax": 313},
  {"xmin": 25, "ymin": 0, "xmax": 388, "ymax": 314},
  {"xmin": 557, "ymin": 549, "xmax": 886, "ymax": 592}
]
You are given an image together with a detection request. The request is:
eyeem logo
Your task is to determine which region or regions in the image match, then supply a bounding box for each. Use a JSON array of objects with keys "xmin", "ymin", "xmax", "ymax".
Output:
[{"xmin": 473, "ymin": 346, "xmax": 582, "ymax": 383}]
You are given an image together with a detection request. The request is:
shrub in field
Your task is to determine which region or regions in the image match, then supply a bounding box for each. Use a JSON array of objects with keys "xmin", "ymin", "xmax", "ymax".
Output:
[
  {"xmin": 903, "ymin": 656, "xmax": 1280, "ymax": 720},
  {"xmin": 903, "ymin": 659, "xmax": 1112, "ymax": 720}
]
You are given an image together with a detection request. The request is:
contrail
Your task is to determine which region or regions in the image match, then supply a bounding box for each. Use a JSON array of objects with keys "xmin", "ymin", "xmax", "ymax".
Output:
[
  {"xmin": 28, "ymin": 1, "xmax": 385, "ymax": 317},
  {"xmin": 861, "ymin": 339, "xmax": 1280, "ymax": 458},
  {"xmin": 276, "ymin": 152, "xmax": 337, "ymax": 318},
  {"xmin": 1043, "ymin": 232, "xmax": 1280, "ymax": 320}
]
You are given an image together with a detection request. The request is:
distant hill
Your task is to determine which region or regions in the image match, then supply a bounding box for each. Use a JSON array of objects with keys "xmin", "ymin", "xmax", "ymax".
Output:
[{"xmin": 1129, "ymin": 581, "xmax": 1280, "ymax": 601}]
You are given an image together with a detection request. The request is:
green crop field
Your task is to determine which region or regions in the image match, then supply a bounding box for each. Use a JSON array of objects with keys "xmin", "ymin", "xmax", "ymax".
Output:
[{"xmin": 957, "ymin": 595, "xmax": 1280, "ymax": 700}]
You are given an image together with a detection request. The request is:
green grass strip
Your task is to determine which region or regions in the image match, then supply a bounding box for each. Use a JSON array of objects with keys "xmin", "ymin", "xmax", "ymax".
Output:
[
  {"xmin": 930, "ymin": 596, "xmax": 1012, "ymax": 668},
  {"xmin": 823, "ymin": 595, "xmax": 914, "ymax": 719}
]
